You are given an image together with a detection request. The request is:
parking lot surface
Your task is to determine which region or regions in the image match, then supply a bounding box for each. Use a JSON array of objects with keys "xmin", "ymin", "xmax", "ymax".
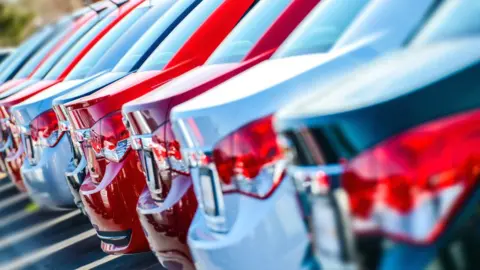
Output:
[{"xmin": 0, "ymin": 178, "xmax": 165, "ymax": 270}]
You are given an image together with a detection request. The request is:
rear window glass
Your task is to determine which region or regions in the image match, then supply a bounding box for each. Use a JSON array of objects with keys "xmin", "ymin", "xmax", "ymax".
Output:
[
  {"xmin": 66, "ymin": 8, "xmax": 148, "ymax": 80},
  {"xmin": 207, "ymin": 0, "xmax": 292, "ymax": 64},
  {"xmin": 273, "ymin": 0, "xmax": 369, "ymax": 58},
  {"xmin": 43, "ymin": 15, "xmax": 116, "ymax": 80},
  {"xmin": 138, "ymin": 0, "xmax": 223, "ymax": 72}
]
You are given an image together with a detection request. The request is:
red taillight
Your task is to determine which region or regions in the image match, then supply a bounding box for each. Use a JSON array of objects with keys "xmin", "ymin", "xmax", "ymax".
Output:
[
  {"xmin": 151, "ymin": 122, "xmax": 189, "ymax": 175},
  {"xmin": 343, "ymin": 109, "xmax": 480, "ymax": 244},
  {"xmin": 212, "ymin": 115, "xmax": 284, "ymax": 198},
  {"xmin": 90, "ymin": 112, "xmax": 131, "ymax": 162},
  {"xmin": 30, "ymin": 109, "xmax": 63, "ymax": 147}
]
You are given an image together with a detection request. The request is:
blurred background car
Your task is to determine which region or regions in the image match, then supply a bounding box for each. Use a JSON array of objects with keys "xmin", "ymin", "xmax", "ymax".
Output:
[
  {"xmin": 10, "ymin": 0, "xmax": 151, "ymax": 210},
  {"xmin": 0, "ymin": 1, "xmax": 114, "ymax": 192}
]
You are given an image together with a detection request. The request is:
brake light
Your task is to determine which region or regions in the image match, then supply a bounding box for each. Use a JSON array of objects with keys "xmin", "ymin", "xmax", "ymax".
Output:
[
  {"xmin": 151, "ymin": 122, "xmax": 189, "ymax": 175},
  {"xmin": 212, "ymin": 115, "xmax": 284, "ymax": 198},
  {"xmin": 30, "ymin": 109, "xmax": 63, "ymax": 147},
  {"xmin": 343, "ymin": 109, "xmax": 480, "ymax": 244},
  {"xmin": 90, "ymin": 112, "xmax": 131, "ymax": 162}
]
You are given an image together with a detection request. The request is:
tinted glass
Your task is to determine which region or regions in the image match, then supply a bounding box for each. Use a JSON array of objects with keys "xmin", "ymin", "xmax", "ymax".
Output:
[
  {"xmin": 66, "ymin": 8, "xmax": 149, "ymax": 80},
  {"xmin": 30, "ymin": 13, "xmax": 108, "ymax": 80},
  {"xmin": 14, "ymin": 25, "xmax": 72, "ymax": 79},
  {"xmin": 0, "ymin": 27, "xmax": 54, "ymax": 82},
  {"xmin": 412, "ymin": 0, "xmax": 480, "ymax": 46},
  {"xmin": 138, "ymin": 0, "xmax": 223, "ymax": 72},
  {"xmin": 43, "ymin": 15, "xmax": 116, "ymax": 80},
  {"xmin": 207, "ymin": 0, "xmax": 291, "ymax": 64},
  {"xmin": 88, "ymin": 1, "xmax": 176, "ymax": 76},
  {"xmin": 273, "ymin": 0, "xmax": 369, "ymax": 58},
  {"xmin": 112, "ymin": 0, "xmax": 199, "ymax": 73}
]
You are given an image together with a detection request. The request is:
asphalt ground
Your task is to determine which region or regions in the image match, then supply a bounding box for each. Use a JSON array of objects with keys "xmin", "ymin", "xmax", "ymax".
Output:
[{"xmin": 0, "ymin": 177, "xmax": 166, "ymax": 270}]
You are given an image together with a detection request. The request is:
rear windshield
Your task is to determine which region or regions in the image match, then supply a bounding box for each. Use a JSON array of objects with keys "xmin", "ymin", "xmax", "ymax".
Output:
[
  {"xmin": 88, "ymin": 2, "xmax": 176, "ymax": 76},
  {"xmin": 30, "ymin": 14, "xmax": 108, "ymax": 80},
  {"xmin": 0, "ymin": 27, "xmax": 53, "ymax": 82},
  {"xmin": 411, "ymin": 0, "xmax": 480, "ymax": 46},
  {"xmin": 112, "ymin": 0, "xmax": 200, "ymax": 73},
  {"xmin": 14, "ymin": 26, "xmax": 72, "ymax": 79},
  {"xmin": 43, "ymin": 15, "xmax": 116, "ymax": 80},
  {"xmin": 66, "ymin": 8, "xmax": 149, "ymax": 80},
  {"xmin": 273, "ymin": 0, "xmax": 369, "ymax": 58},
  {"xmin": 206, "ymin": 0, "xmax": 292, "ymax": 64},
  {"xmin": 138, "ymin": 0, "xmax": 223, "ymax": 72}
]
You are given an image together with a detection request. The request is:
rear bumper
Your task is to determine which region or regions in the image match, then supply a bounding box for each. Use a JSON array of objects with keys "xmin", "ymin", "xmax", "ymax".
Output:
[
  {"xmin": 21, "ymin": 135, "xmax": 75, "ymax": 209},
  {"xmin": 5, "ymin": 144, "xmax": 26, "ymax": 192},
  {"xmin": 136, "ymin": 175, "xmax": 197, "ymax": 269},
  {"xmin": 65, "ymin": 155, "xmax": 87, "ymax": 213},
  {"xmin": 80, "ymin": 151, "xmax": 150, "ymax": 254},
  {"xmin": 187, "ymin": 177, "xmax": 313, "ymax": 270}
]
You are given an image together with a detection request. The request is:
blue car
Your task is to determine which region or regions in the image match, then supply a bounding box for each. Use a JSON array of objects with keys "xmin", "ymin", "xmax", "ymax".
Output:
[{"xmin": 169, "ymin": 0, "xmax": 478, "ymax": 269}]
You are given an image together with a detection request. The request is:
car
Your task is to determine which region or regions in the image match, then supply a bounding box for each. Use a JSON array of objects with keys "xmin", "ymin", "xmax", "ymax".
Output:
[
  {"xmin": 63, "ymin": 0, "xmax": 257, "ymax": 256},
  {"xmin": 121, "ymin": 0, "xmax": 319, "ymax": 267},
  {"xmin": 274, "ymin": 1, "xmax": 480, "ymax": 269},
  {"xmin": 0, "ymin": 48, "xmax": 14, "ymax": 65},
  {"xmin": 274, "ymin": 38, "xmax": 480, "ymax": 270},
  {"xmin": 52, "ymin": 0, "xmax": 202, "ymax": 212},
  {"xmin": 0, "ymin": 0, "xmax": 144, "ymax": 201},
  {"xmin": 0, "ymin": 2, "xmax": 117, "ymax": 192},
  {"xmin": 169, "ymin": 0, "xmax": 459, "ymax": 269}
]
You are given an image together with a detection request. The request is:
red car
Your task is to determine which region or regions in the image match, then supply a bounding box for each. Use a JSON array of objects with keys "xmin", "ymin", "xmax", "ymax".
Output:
[
  {"xmin": 121, "ymin": 0, "xmax": 319, "ymax": 265},
  {"xmin": 64, "ymin": 0, "xmax": 255, "ymax": 257},
  {"xmin": 0, "ymin": 0, "xmax": 143, "ymax": 192}
]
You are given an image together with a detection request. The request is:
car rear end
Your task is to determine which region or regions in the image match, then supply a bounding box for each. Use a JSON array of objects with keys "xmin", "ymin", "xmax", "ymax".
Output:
[{"xmin": 275, "ymin": 38, "xmax": 480, "ymax": 270}]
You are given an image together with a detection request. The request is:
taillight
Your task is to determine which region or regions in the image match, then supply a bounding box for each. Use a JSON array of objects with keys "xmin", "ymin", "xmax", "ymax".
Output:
[
  {"xmin": 90, "ymin": 112, "xmax": 131, "ymax": 162},
  {"xmin": 343, "ymin": 109, "xmax": 480, "ymax": 244},
  {"xmin": 212, "ymin": 115, "xmax": 284, "ymax": 198},
  {"xmin": 131, "ymin": 122, "xmax": 189, "ymax": 201},
  {"xmin": 30, "ymin": 109, "xmax": 63, "ymax": 148},
  {"xmin": 151, "ymin": 122, "xmax": 189, "ymax": 176}
]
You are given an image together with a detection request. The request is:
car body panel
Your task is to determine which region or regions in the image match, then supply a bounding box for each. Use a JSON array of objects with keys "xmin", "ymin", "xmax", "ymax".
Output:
[
  {"xmin": 12, "ymin": 73, "xmax": 105, "ymax": 127},
  {"xmin": 21, "ymin": 135, "xmax": 74, "ymax": 209}
]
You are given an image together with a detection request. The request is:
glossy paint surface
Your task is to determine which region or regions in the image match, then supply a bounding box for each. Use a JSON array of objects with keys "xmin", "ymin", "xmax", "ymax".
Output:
[
  {"xmin": 137, "ymin": 175, "xmax": 197, "ymax": 269},
  {"xmin": 80, "ymin": 151, "xmax": 150, "ymax": 254},
  {"xmin": 21, "ymin": 135, "xmax": 75, "ymax": 209},
  {"xmin": 188, "ymin": 174, "xmax": 312, "ymax": 270}
]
